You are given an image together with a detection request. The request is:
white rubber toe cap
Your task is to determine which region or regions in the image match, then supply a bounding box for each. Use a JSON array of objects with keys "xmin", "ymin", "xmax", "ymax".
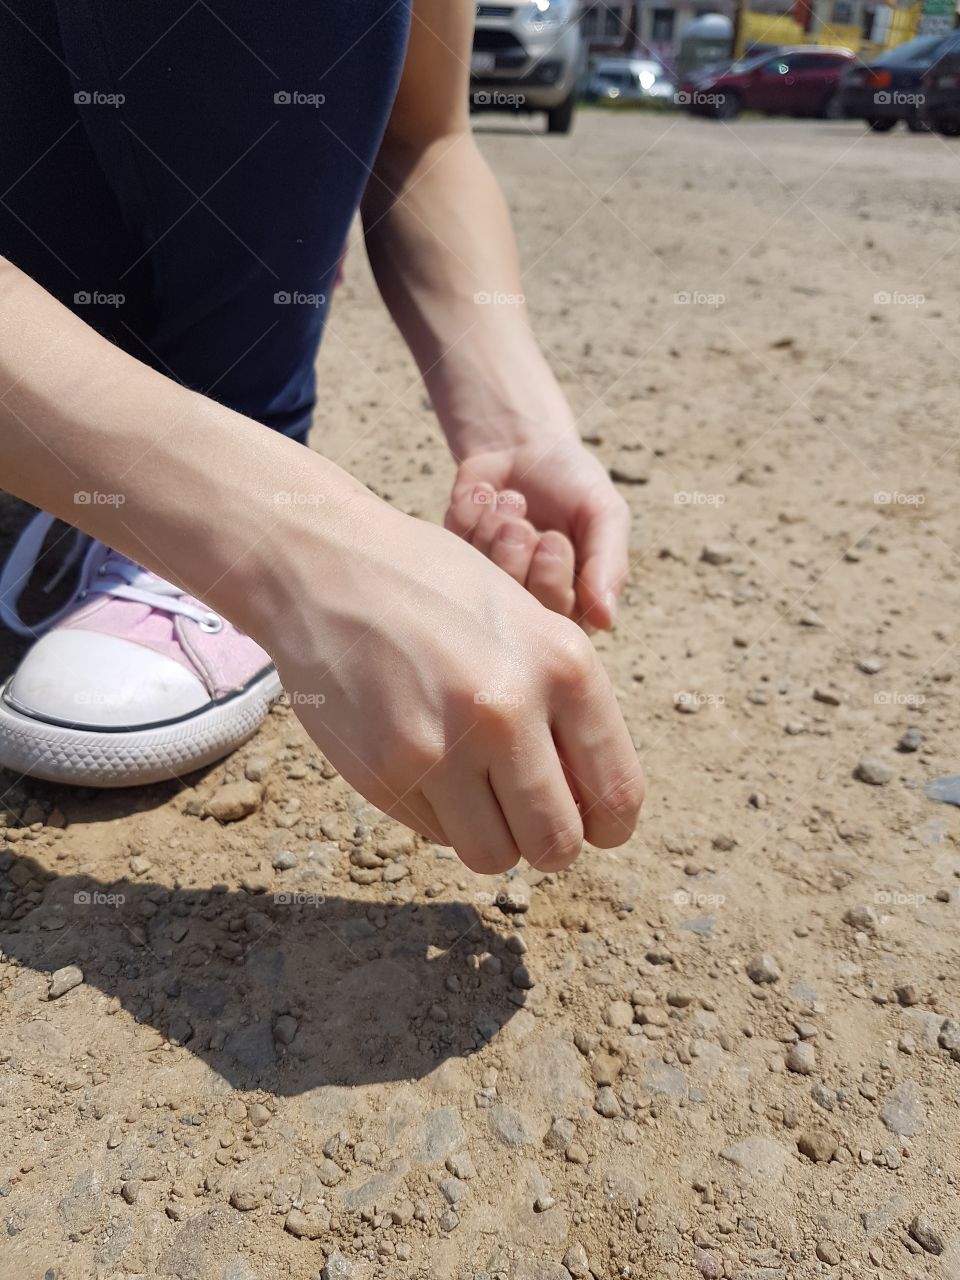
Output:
[{"xmin": 4, "ymin": 629, "xmax": 210, "ymax": 729}]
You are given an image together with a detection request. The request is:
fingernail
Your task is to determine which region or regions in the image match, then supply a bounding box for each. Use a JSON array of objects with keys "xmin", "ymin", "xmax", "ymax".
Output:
[
  {"xmin": 499, "ymin": 522, "xmax": 530, "ymax": 546},
  {"xmin": 604, "ymin": 592, "xmax": 618, "ymax": 627}
]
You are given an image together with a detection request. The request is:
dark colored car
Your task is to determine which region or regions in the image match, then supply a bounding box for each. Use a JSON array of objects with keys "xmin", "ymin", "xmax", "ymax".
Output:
[
  {"xmin": 922, "ymin": 47, "xmax": 960, "ymax": 135},
  {"xmin": 680, "ymin": 47, "xmax": 855, "ymax": 120},
  {"xmin": 840, "ymin": 30, "xmax": 960, "ymax": 132}
]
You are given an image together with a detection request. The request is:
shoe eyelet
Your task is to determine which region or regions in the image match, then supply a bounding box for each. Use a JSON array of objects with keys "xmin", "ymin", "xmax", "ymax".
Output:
[{"xmin": 198, "ymin": 613, "xmax": 224, "ymax": 634}]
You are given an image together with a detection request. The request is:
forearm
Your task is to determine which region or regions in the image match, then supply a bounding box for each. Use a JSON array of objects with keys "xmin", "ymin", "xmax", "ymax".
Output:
[
  {"xmin": 0, "ymin": 258, "xmax": 371, "ymax": 650},
  {"xmin": 362, "ymin": 132, "xmax": 577, "ymax": 458}
]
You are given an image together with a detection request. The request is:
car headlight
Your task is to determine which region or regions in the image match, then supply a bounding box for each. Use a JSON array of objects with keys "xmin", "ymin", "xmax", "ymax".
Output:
[
  {"xmin": 525, "ymin": 0, "xmax": 574, "ymax": 27},
  {"xmin": 638, "ymin": 70, "xmax": 656, "ymax": 91}
]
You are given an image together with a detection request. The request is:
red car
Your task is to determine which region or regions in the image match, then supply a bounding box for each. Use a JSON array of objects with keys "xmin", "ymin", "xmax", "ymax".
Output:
[{"xmin": 682, "ymin": 46, "xmax": 856, "ymax": 120}]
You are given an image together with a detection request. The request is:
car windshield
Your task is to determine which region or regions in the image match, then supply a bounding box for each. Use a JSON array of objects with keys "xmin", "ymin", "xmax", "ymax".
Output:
[
  {"xmin": 728, "ymin": 51, "xmax": 778, "ymax": 74},
  {"xmin": 873, "ymin": 34, "xmax": 946, "ymax": 65}
]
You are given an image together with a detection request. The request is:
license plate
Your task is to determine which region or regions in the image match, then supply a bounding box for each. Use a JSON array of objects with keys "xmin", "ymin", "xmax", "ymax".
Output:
[{"xmin": 471, "ymin": 51, "xmax": 496, "ymax": 73}]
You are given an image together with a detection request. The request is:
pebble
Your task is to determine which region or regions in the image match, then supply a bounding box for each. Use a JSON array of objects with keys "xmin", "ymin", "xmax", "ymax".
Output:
[
  {"xmin": 446, "ymin": 1151, "xmax": 476, "ymax": 1180},
  {"xmin": 857, "ymin": 656, "xmax": 882, "ymax": 674},
  {"xmin": 48, "ymin": 965, "xmax": 84, "ymax": 999},
  {"xmin": 316, "ymin": 1158, "xmax": 345, "ymax": 1186},
  {"xmin": 284, "ymin": 1208, "xmax": 331, "ymax": 1238},
  {"xmin": 880, "ymin": 1080, "xmax": 924, "ymax": 1137},
  {"xmin": 908, "ymin": 1213, "xmax": 944, "ymax": 1255},
  {"xmin": 701, "ymin": 543, "xmax": 734, "ymax": 566},
  {"xmin": 534, "ymin": 1194, "xmax": 555, "ymax": 1212},
  {"xmin": 895, "ymin": 983, "xmax": 920, "ymax": 1006},
  {"xmin": 854, "ymin": 756, "xmax": 894, "ymax": 786},
  {"xmin": 897, "ymin": 727, "xmax": 923, "ymax": 753},
  {"xmin": 382, "ymin": 861, "xmax": 410, "ymax": 883},
  {"xmin": 746, "ymin": 953, "xmax": 781, "ymax": 985},
  {"xmin": 594, "ymin": 1087, "xmax": 622, "ymax": 1118},
  {"xmin": 321, "ymin": 1249, "xmax": 353, "ymax": 1280},
  {"xmin": 511, "ymin": 963, "xmax": 536, "ymax": 990},
  {"xmin": 813, "ymin": 687, "xmax": 841, "ymax": 706},
  {"xmin": 204, "ymin": 781, "xmax": 263, "ymax": 822},
  {"xmin": 605, "ymin": 1000, "xmax": 634, "ymax": 1028},
  {"xmin": 273, "ymin": 1015, "xmax": 298, "ymax": 1045},
  {"xmin": 272, "ymin": 850, "xmax": 297, "ymax": 871},
  {"xmin": 128, "ymin": 855, "xmax": 151, "ymax": 876},
  {"xmin": 440, "ymin": 1176, "xmax": 468, "ymax": 1205},
  {"xmin": 797, "ymin": 1130, "xmax": 836, "ymax": 1163},
  {"xmin": 816, "ymin": 1241, "xmax": 840, "ymax": 1266},
  {"xmin": 544, "ymin": 1117, "xmax": 576, "ymax": 1151},
  {"xmin": 786, "ymin": 1042, "xmax": 816, "ymax": 1075},
  {"xmin": 562, "ymin": 1243, "xmax": 591, "ymax": 1277},
  {"xmin": 506, "ymin": 933, "xmax": 527, "ymax": 955},
  {"xmin": 843, "ymin": 904, "xmax": 879, "ymax": 933},
  {"xmin": 939, "ymin": 1019, "xmax": 960, "ymax": 1060},
  {"xmin": 488, "ymin": 1105, "xmax": 534, "ymax": 1147}
]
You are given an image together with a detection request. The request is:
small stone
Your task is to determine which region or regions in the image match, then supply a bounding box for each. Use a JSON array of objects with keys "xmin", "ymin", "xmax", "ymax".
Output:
[
  {"xmin": 544, "ymin": 1117, "xmax": 576, "ymax": 1151},
  {"xmin": 204, "ymin": 781, "xmax": 263, "ymax": 822},
  {"xmin": 128, "ymin": 855, "xmax": 151, "ymax": 876},
  {"xmin": 591, "ymin": 1053, "xmax": 622, "ymax": 1086},
  {"xmin": 445, "ymin": 1151, "xmax": 476, "ymax": 1180},
  {"xmin": 895, "ymin": 983, "xmax": 920, "ymax": 1006},
  {"xmin": 438, "ymin": 1208, "xmax": 459, "ymax": 1232},
  {"xmin": 563, "ymin": 1243, "xmax": 591, "ymax": 1277},
  {"xmin": 938, "ymin": 1018, "xmax": 960, "ymax": 1057},
  {"xmin": 230, "ymin": 1185, "xmax": 262, "ymax": 1211},
  {"xmin": 565, "ymin": 1142, "xmax": 589, "ymax": 1165},
  {"xmin": 439, "ymin": 1177, "xmax": 467, "ymax": 1205},
  {"xmin": 855, "ymin": 756, "xmax": 894, "ymax": 786},
  {"xmin": 908, "ymin": 1213, "xmax": 944, "ymax": 1255},
  {"xmin": 321, "ymin": 1248, "xmax": 353, "ymax": 1280},
  {"xmin": 284, "ymin": 1207, "xmax": 331, "ymax": 1239},
  {"xmin": 317, "ymin": 1158, "xmax": 345, "ymax": 1186},
  {"xmin": 746, "ymin": 953, "xmax": 781, "ymax": 985},
  {"xmin": 247, "ymin": 1102, "xmax": 271, "ymax": 1128},
  {"xmin": 816, "ymin": 1241, "xmax": 840, "ymax": 1266},
  {"xmin": 857, "ymin": 657, "xmax": 882, "ymax": 674},
  {"xmin": 843, "ymin": 904, "xmax": 879, "ymax": 933},
  {"xmin": 897, "ymin": 728, "xmax": 923, "ymax": 753},
  {"xmin": 511, "ymin": 963, "xmax": 535, "ymax": 990},
  {"xmin": 121, "ymin": 1180, "xmax": 140, "ymax": 1204},
  {"xmin": 605, "ymin": 1000, "xmax": 634, "ymax": 1028},
  {"xmin": 594, "ymin": 1087, "xmax": 622, "ymax": 1118},
  {"xmin": 496, "ymin": 881, "xmax": 530, "ymax": 913},
  {"xmin": 506, "ymin": 933, "xmax": 527, "ymax": 955},
  {"xmin": 701, "ymin": 543, "xmax": 733, "ymax": 566},
  {"xmin": 273, "ymin": 1015, "xmax": 298, "ymax": 1045},
  {"xmin": 898, "ymin": 1033, "xmax": 916, "ymax": 1055},
  {"xmin": 534, "ymin": 1194, "xmax": 555, "ymax": 1212},
  {"xmin": 813, "ymin": 687, "xmax": 841, "ymax": 706},
  {"xmin": 488, "ymin": 1105, "xmax": 534, "ymax": 1147},
  {"xmin": 609, "ymin": 463, "xmax": 649, "ymax": 485},
  {"xmin": 272, "ymin": 850, "xmax": 297, "ymax": 871},
  {"xmin": 786, "ymin": 1042, "xmax": 816, "ymax": 1075},
  {"xmin": 48, "ymin": 965, "xmax": 84, "ymax": 999},
  {"xmin": 382, "ymin": 861, "xmax": 410, "ymax": 883},
  {"xmin": 880, "ymin": 1081, "xmax": 924, "ymax": 1137},
  {"xmin": 797, "ymin": 1130, "xmax": 836, "ymax": 1163}
]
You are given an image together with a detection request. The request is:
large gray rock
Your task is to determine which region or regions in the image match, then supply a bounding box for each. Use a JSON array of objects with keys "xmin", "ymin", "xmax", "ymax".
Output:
[{"xmin": 880, "ymin": 1080, "xmax": 924, "ymax": 1137}]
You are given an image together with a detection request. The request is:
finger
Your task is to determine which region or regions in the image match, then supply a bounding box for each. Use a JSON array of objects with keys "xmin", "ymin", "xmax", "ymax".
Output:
[
  {"xmin": 552, "ymin": 660, "xmax": 644, "ymax": 849},
  {"xmin": 490, "ymin": 732, "xmax": 584, "ymax": 872},
  {"xmin": 470, "ymin": 505, "xmax": 530, "ymax": 559},
  {"xmin": 488, "ymin": 520, "xmax": 539, "ymax": 587},
  {"xmin": 384, "ymin": 792, "xmax": 449, "ymax": 846},
  {"xmin": 526, "ymin": 530, "xmax": 577, "ymax": 618},
  {"xmin": 424, "ymin": 773, "xmax": 521, "ymax": 875},
  {"xmin": 573, "ymin": 498, "xmax": 631, "ymax": 630},
  {"xmin": 445, "ymin": 481, "xmax": 497, "ymax": 537}
]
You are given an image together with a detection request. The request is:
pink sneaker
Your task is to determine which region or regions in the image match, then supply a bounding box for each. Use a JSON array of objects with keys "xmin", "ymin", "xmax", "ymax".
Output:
[{"xmin": 0, "ymin": 513, "xmax": 281, "ymax": 787}]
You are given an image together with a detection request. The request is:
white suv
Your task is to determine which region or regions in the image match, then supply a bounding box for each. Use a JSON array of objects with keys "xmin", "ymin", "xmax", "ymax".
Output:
[{"xmin": 471, "ymin": 0, "xmax": 583, "ymax": 133}]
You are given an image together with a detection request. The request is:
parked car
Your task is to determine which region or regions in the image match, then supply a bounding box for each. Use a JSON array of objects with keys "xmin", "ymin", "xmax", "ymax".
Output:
[
  {"xmin": 471, "ymin": 0, "xmax": 583, "ymax": 133},
  {"xmin": 584, "ymin": 57, "xmax": 675, "ymax": 105},
  {"xmin": 840, "ymin": 31, "xmax": 960, "ymax": 132},
  {"xmin": 922, "ymin": 46, "xmax": 960, "ymax": 135},
  {"xmin": 679, "ymin": 46, "xmax": 855, "ymax": 120}
]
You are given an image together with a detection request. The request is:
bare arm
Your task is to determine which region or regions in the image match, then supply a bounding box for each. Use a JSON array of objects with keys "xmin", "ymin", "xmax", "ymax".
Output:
[{"xmin": 363, "ymin": 0, "xmax": 629, "ymax": 629}]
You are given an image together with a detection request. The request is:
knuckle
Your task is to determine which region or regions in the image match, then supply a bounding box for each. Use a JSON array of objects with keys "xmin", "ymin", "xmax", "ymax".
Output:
[
  {"xmin": 593, "ymin": 764, "xmax": 645, "ymax": 833},
  {"xmin": 547, "ymin": 624, "xmax": 596, "ymax": 693},
  {"xmin": 528, "ymin": 815, "xmax": 584, "ymax": 871}
]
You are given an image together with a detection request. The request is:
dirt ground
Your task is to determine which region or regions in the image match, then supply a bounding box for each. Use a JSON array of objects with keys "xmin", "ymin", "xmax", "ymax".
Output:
[{"xmin": 2, "ymin": 110, "xmax": 959, "ymax": 1280}]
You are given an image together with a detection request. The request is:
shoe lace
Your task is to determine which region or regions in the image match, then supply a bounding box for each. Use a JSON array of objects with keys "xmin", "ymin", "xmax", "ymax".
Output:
[{"xmin": 0, "ymin": 511, "xmax": 222, "ymax": 638}]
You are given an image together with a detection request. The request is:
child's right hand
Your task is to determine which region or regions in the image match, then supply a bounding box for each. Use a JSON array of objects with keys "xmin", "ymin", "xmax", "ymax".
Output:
[{"xmin": 268, "ymin": 498, "xmax": 644, "ymax": 875}]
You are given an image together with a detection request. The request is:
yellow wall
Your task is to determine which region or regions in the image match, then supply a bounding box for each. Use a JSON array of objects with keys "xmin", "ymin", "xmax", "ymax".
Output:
[{"xmin": 735, "ymin": 3, "xmax": 921, "ymax": 56}]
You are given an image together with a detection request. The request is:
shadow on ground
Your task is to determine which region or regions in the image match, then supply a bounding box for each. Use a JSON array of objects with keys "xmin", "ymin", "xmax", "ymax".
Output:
[{"xmin": 2, "ymin": 849, "xmax": 519, "ymax": 1095}]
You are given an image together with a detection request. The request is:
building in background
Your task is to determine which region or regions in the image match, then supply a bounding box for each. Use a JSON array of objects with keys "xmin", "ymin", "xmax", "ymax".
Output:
[{"xmin": 580, "ymin": 0, "xmax": 735, "ymax": 64}]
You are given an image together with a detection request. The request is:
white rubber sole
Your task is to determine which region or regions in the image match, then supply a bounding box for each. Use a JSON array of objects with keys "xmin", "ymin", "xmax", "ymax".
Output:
[{"xmin": 0, "ymin": 667, "xmax": 283, "ymax": 788}]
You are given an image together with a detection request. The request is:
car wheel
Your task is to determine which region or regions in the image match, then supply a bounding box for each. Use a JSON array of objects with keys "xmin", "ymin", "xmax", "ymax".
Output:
[
  {"xmin": 823, "ymin": 92, "xmax": 844, "ymax": 120},
  {"xmin": 714, "ymin": 91, "xmax": 741, "ymax": 121},
  {"xmin": 547, "ymin": 94, "xmax": 575, "ymax": 134},
  {"xmin": 932, "ymin": 114, "xmax": 960, "ymax": 136},
  {"xmin": 906, "ymin": 115, "xmax": 929, "ymax": 132},
  {"xmin": 866, "ymin": 117, "xmax": 896, "ymax": 132}
]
